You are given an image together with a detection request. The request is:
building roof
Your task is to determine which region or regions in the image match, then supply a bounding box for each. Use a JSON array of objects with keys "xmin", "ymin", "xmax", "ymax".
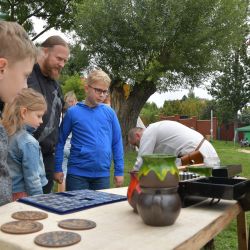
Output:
[{"xmin": 235, "ymin": 125, "xmax": 250, "ymax": 132}]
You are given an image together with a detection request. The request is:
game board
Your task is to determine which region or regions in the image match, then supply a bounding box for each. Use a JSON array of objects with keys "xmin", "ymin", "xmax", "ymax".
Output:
[{"xmin": 18, "ymin": 190, "xmax": 127, "ymax": 215}]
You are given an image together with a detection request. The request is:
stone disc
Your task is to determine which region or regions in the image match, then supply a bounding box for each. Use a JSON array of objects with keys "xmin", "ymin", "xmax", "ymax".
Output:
[
  {"xmin": 12, "ymin": 211, "xmax": 48, "ymax": 220},
  {"xmin": 1, "ymin": 220, "xmax": 43, "ymax": 234},
  {"xmin": 58, "ymin": 219, "xmax": 96, "ymax": 230},
  {"xmin": 34, "ymin": 231, "xmax": 81, "ymax": 247}
]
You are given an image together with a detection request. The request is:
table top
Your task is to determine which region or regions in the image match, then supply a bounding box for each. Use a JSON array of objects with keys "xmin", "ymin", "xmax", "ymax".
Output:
[{"xmin": 0, "ymin": 187, "xmax": 240, "ymax": 250}]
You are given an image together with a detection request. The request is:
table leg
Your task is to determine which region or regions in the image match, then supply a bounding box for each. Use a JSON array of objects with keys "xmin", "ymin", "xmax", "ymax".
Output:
[
  {"xmin": 203, "ymin": 239, "xmax": 215, "ymax": 250},
  {"xmin": 237, "ymin": 209, "xmax": 248, "ymax": 250}
]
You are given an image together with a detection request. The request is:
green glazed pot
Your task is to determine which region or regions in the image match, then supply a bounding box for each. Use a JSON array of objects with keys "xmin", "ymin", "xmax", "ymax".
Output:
[{"xmin": 138, "ymin": 154, "xmax": 179, "ymax": 188}]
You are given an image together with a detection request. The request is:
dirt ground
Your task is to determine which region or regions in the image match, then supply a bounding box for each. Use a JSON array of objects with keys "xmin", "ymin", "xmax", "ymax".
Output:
[{"xmin": 238, "ymin": 149, "xmax": 250, "ymax": 154}]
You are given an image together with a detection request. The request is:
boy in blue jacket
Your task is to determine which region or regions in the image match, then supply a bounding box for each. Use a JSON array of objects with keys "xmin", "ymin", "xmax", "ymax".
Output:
[{"xmin": 54, "ymin": 69, "xmax": 124, "ymax": 190}]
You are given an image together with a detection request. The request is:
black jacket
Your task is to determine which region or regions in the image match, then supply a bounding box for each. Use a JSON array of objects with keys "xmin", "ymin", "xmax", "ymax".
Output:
[{"xmin": 27, "ymin": 64, "xmax": 63, "ymax": 155}]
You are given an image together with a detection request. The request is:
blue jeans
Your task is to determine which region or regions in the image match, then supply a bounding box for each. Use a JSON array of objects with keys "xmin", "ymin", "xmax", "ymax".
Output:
[{"xmin": 66, "ymin": 174, "xmax": 110, "ymax": 191}]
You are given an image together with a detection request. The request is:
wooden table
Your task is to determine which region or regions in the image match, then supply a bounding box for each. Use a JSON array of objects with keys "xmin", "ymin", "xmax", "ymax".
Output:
[{"xmin": 0, "ymin": 187, "xmax": 248, "ymax": 250}]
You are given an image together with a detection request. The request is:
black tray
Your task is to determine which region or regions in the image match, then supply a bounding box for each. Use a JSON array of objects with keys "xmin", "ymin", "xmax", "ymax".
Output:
[
  {"xmin": 212, "ymin": 164, "xmax": 242, "ymax": 178},
  {"xmin": 178, "ymin": 177, "xmax": 249, "ymax": 202}
]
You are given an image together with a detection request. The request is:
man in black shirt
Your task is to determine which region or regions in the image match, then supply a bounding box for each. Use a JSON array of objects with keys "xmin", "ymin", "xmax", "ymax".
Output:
[{"xmin": 28, "ymin": 36, "xmax": 69, "ymax": 193}]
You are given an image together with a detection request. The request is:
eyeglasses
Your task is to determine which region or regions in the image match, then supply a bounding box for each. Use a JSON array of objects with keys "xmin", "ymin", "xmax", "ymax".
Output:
[{"xmin": 88, "ymin": 85, "xmax": 109, "ymax": 96}]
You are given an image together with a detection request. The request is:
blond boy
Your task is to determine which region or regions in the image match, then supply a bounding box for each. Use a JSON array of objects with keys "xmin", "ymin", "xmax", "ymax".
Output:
[
  {"xmin": 0, "ymin": 21, "xmax": 36, "ymax": 206},
  {"xmin": 55, "ymin": 70, "xmax": 124, "ymax": 190},
  {"xmin": 0, "ymin": 21, "xmax": 36, "ymax": 103}
]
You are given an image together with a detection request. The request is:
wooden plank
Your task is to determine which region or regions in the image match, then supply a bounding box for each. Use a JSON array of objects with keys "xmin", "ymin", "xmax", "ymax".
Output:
[
  {"xmin": 174, "ymin": 203, "xmax": 242, "ymax": 250},
  {"xmin": 237, "ymin": 209, "xmax": 248, "ymax": 250},
  {"xmin": 178, "ymin": 163, "xmax": 204, "ymax": 171},
  {"xmin": 178, "ymin": 166, "xmax": 187, "ymax": 171}
]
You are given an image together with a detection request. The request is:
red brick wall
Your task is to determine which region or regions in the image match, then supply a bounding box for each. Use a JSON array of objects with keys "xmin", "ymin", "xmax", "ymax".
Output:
[{"xmin": 159, "ymin": 115, "xmax": 217, "ymax": 139}]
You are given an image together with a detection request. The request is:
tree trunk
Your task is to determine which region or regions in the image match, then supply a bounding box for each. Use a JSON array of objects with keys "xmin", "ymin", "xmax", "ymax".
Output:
[
  {"xmin": 233, "ymin": 113, "xmax": 239, "ymax": 131},
  {"xmin": 110, "ymin": 81, "xmax": 156, "ymax": 152}
]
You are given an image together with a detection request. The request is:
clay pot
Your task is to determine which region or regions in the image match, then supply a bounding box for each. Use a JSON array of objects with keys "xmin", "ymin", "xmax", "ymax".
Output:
[
  {"xmin": 136, "ymin": 187, "xmax": 181, "ymax": 226},
  {"xmin": 139, "ymin": 154, "xmax": 179, "ymax": 188},
  {"xmin": 127, "ymin": 170, "xmax": 141, "ymax": 212}
]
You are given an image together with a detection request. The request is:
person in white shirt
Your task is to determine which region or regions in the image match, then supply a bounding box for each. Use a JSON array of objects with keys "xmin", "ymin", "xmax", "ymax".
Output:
[{"xmin": 128, "ymin": 120, "xmax": 219, "ymax": 170}]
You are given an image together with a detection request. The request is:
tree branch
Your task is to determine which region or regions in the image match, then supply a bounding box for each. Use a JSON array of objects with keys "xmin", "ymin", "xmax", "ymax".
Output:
[
  {"xmin": 32, "ymin": 25, "xmax": 52, "ymax": 41},
  {"xmin": 19, "ymin": 1, "xmax": 49, "ymax": 25},
  {"xmin": 25, "ymin": 4, "xmax": 46, "ymax": 20}
]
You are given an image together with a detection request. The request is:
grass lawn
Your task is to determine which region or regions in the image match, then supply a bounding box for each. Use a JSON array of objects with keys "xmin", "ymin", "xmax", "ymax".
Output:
[
  {"xmin": 113, "ymin": 140, "xmax": 250, "ymax": 250},
  {"xmin": 211, "ymin": 140, "xmax": 250, "ymax": 249}
]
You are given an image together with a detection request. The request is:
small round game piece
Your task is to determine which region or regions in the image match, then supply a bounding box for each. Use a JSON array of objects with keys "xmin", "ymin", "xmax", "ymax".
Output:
[
  {"xmin": 12, "ymin": 211, "xmax": 48, "ymax": 220},
  {"xmin": 34, "ymin": 231, "xmax": 81, "ymax": 247},
  {"xmin": 58, "ymin": 219, "xmax": 96, "ymax": 230},
  {"xmin": 1, "ymin": 220, "xmax": 43, "ymax": 234}
]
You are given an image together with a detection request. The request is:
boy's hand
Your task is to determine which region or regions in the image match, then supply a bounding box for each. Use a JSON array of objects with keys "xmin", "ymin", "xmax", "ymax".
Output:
[
  {"xmin": 114, "ymin": 176, "xmax": 124, "ymax": 187},
  {"xmin": 54, "ymin": 172, "xmax": 64, "ymax": 184}
]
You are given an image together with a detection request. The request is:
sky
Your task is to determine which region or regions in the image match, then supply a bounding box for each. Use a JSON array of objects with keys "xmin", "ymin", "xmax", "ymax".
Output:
[
  {"xmin": 33, "ymin": 18, "xmax": 212, "ymax": 107},
  {"xmin": 148, "ymin": 87, "xmax": 212, "ymax": 107},
  {"xmin": 32, "ymin": 18, "xmax": 71, "ymax": 43}
]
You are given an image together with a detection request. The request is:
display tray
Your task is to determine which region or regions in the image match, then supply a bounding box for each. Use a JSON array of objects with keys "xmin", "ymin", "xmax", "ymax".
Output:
[
  {"xmin": 178, "ymin": 177, "xmax": 249, "ymax": 202},
  {"xmin": 212, "ymin": 164, "xmax": 242, "ymax": 178},
  {"xmin": 18, "ymin": 190, "xmax": 127, "ymax": 215}
]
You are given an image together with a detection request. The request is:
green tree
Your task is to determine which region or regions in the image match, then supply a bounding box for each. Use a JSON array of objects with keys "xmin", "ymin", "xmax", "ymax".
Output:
[
  {"xmin": 61, "ymin": 74, "xmax": 85, "ymax": 102},
  {"xmin": 200, "ymin": 100, "xmax": 218, "ymax": 121},
  {"xmin": 208, "ymin": 42, "xmax": 250, "ymax": 129},
  {"xmin": 161, "ymin": 100, "xmax": 183, "ymax": 116},
  {"xmin": 140, "ymin": 102, "xmax": 160, "ymax": 126},
  {"xmin": 75, "ymin": 0, "xmax": 247, "ymax": 149},
  {"xmin": 62, "ymin": 43, "xmax": 89, "ymax": 76},
  {"xmin": 240, "ymin": 106, "xmax": 250, "ymax": 125},
  {"xmin": 187, "ymin": 88, "xmax": 195, "ymax": 99},
  {"xmin": 161, "ymin": 98, "xmax": 208, "ymax": 119},
  {"xmin": 181, "ymin": 98, "xmax": 207, "ymax": 118},
  {"xmin": 0, "ymin": 0, "xmax": 80, "ymax": 40}
]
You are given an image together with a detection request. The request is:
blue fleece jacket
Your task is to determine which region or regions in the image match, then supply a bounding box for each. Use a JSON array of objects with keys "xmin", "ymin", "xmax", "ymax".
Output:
[{"xmin": 55, "ymin": 102, "xmax": 124, "ymax": 178}]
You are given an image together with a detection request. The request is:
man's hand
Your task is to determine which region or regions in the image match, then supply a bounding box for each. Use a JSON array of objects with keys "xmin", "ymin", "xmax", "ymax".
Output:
[
  {"xmin": 114, "ymin": 176, "xmax": 124, "ymax": 187},
  {"xmin": 54, "ymin": 172, "xmax": 64, "ymax": 184}
]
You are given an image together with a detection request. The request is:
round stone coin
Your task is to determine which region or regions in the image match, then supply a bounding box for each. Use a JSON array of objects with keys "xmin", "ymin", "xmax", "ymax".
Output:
[
  {"xmin": 12, "ymin": 211, "xmax": 48, "ymax": 220},
  {"xmin": 1, "ymin": 220, "xmax": 43, "ymax": 234},
  {"xmin": 58, "ymin": 219, "xmax": 96, "ymax": 230},
  {"xmin": 34, "ymin": 231, "xmax": 81, "ymax": 247}
]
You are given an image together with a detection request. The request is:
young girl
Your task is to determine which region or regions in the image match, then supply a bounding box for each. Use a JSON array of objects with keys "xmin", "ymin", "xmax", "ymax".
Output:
[{"xmin": 2, "ymin": 88, "xmax": 48, "ymax": 200}]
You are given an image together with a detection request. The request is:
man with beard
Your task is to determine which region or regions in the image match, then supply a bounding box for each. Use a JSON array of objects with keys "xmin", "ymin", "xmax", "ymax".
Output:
[{"xmin": 28, "ymin": 36, "xmax": 70, "ymax": 193}]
